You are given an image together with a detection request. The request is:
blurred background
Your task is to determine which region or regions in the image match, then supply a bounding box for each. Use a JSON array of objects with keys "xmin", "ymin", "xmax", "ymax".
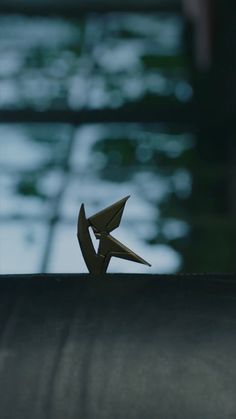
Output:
[{"xmin": 0, "ymin": 0, "xmax": 235, "ymax": 274}]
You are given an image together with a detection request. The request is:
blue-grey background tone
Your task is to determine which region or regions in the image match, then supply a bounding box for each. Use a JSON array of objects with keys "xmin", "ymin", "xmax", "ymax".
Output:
[{"xmin": 0, "ymin": 6, "xmax": 235, "ymax": 274}]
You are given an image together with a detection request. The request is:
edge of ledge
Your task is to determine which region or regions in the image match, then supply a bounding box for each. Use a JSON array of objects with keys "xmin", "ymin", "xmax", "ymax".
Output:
[{"xmin": 0, "ymin": 272, "xmax": 236, "ymax": 283}]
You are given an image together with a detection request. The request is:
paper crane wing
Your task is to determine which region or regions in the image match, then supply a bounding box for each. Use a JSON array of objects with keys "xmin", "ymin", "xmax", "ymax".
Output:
[
  {"xmin": 98, "ymin": 234, "xmax": 151, "ymax": 266},
  {"xmin": 88, "ymin": 196, "xmax": 130, "ymax": 233}
]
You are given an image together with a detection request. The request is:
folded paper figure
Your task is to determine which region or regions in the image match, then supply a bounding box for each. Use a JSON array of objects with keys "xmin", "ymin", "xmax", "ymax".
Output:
[{"xmin": 77, "ymin": 196, "xmax": 151, "ymax": 274}]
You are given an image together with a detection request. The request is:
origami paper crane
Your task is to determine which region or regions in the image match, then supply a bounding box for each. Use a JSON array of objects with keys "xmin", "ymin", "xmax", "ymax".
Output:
[{"xmin": 77, "ymin": 196, "xmax": 151, "ymax": 274}]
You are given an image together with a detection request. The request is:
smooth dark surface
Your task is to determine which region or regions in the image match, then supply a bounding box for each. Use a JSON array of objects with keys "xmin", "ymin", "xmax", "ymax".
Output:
[{"xmin": 0, "ymin": 274, "xmax": 236, "ymax": 419}]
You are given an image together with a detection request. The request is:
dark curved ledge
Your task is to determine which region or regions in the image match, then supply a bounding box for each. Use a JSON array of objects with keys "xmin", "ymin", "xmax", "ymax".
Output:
[{"xmin": 0, "ymin": 273, "xmax": 236, "ymax": 419}]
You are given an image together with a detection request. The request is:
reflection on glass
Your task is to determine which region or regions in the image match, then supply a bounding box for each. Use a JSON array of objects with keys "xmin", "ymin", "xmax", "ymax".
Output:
[
  {"xmin": 1, "ymin": 121, "xmax": 235, "ymax": 273},
  {"xmin": 1, "ymin": 120, "xmax": 195, "ymax": 274},
  {"xmin": 0, "ymin": 221, "xmax": 47, "ymax": 274},
  {"xmin": 0, "ymin": 13, "xmax": 191, "ymax": 110},
  {"xmin": 1, "ymin": 12, "xmax": 234, "ymax": 275}
]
